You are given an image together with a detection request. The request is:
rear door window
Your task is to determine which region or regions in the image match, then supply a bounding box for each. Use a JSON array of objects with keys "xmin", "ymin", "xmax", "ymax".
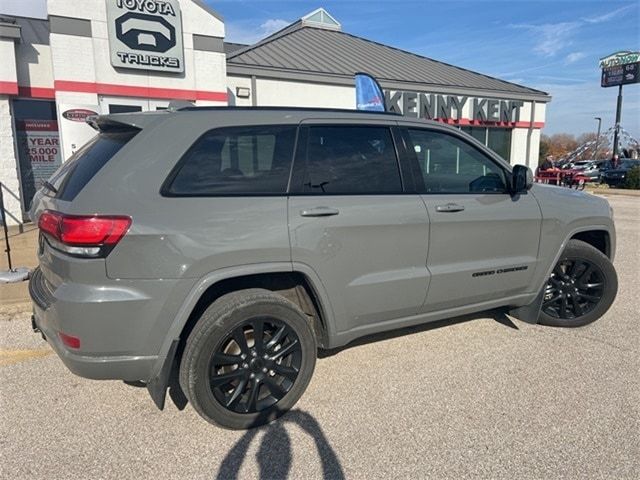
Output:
[
  {"xmin": 298, "ymin": 126, "xmax": 402, "ymax": 194},
  {"xmin": 50, "ymin": 131, "xmax": 138, "ymax": 201},
  {"xmin": 164, "ymin": 125, "xmax": 297, "ymax": 196}
]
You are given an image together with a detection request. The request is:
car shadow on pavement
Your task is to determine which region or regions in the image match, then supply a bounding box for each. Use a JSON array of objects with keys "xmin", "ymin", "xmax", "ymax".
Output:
[
  {"xmin": 318, "ymin": 309, "xmax": 518, "ymax": 358},
  {"xmin": 215, "ymin": 409, "xmax": 345, "ymax": 480}
]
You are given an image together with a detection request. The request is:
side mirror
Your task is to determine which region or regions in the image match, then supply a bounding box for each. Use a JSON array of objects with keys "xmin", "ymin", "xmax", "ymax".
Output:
[{"xmin": 511, "ymin": 164, "xmax": 533, "ymax": 194}]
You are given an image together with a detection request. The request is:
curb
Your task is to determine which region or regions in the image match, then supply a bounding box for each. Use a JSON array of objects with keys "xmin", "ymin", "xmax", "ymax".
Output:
[{"xmin": 586, "ymin": 188, "xmax": 640, "ymax": 197}]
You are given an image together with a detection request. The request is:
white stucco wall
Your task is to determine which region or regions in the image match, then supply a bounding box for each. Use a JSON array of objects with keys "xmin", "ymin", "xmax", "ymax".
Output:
[
  {"xmin": 510, "ymin": 128, "xmax": 529, "ymax": 166},
  {"xmin": 254, "ymin": 78, "xmax": 355, "ymax": 108},
  {"xmin": 226, "ymin": 76, "xmax": 253, "ymax": 107},
  {"xmin": 0, "ymin": 37, "xmax": 22, "ymax": 225},
  {"xmin": 15, "ymin": 42, "xmax": 54, "ymax": 90},
  {"xmin": 0, "ymin": 38, "xmax": 18, "ymax": 86}
]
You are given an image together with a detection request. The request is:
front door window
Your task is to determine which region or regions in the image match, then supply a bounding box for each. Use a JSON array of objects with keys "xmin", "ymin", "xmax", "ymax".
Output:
[{"xmin": 407, "ymin": 129, "xmax": 507, "ymax": 194}]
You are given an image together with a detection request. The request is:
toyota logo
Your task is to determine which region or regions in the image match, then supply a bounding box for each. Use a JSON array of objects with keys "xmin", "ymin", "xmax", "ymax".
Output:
[{"xmin": 115, "ymin": 12, "xmax": 176, "ymax": 52}]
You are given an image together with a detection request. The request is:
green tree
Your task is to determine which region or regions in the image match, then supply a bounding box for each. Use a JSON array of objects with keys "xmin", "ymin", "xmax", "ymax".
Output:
[
  {"xmin": 624, "ymin": 166, "xmax": 640, "ymax": 189},
  {"xmin": 539, "ymin": 134, "xmax": 551, "ymax": 166}
]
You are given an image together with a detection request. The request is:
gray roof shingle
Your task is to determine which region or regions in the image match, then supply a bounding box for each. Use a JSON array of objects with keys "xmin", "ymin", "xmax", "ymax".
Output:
[{"xmin": 228, "ymin": 25, "xmax": 548, "ymax": 98}]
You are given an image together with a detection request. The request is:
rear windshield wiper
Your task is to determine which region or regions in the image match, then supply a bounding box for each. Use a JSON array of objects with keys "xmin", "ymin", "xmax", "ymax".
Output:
[{"xmin": 42, "ymin": 180, "xmax": 58, "ymax": 194}]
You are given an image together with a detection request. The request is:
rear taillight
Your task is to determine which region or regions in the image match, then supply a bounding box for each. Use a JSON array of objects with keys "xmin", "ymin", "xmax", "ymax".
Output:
[{"xmin": 38, "ymin": 210, "xmax": 131, "ymax": 258}]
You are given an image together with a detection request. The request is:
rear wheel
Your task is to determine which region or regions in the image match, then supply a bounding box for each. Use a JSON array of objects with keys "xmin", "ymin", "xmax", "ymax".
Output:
[
  {"xmin": 538, "ymin": 240, "xmax": 617, "ymax": 327},
  {"xmin": 179, "ymin": 289, "xmax": 316, "ymax": 429}
]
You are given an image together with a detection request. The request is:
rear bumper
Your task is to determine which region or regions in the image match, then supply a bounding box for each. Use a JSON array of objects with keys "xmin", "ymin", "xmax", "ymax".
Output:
[
  {"xmin": 31, "ymin": 310, "xmax": 156, "ymax": 380},
  {"xmin": 29, "ymin": 266, "xmax": 191, "ymax": 381},
  {"xmin": 603, "ymin": 177, "xmax": 625, "ymax": 186}
]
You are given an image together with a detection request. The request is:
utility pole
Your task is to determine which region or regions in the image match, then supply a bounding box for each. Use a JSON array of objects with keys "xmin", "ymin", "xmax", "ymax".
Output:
[
  {"xmin": 612, "ymin": 85, "xmax": 623, "ymax": 158},
  {"xmin": 594, "ymin": 117, "xmax": 602, "ymax": 160}
]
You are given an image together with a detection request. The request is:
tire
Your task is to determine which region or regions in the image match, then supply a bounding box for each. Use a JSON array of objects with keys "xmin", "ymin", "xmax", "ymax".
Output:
[
  {"xmin": 179, "ymin": 288, "xmax": 317, "ymax": 429},
  {"xmin": 538, "ymin": 239, "xmax": 617, "ymax": 327}
]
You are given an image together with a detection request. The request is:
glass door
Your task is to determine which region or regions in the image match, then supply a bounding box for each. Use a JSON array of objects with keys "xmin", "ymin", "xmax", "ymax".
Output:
[{"xmin": 12, "ymin": 99, "xmax": 60, "ymax": 214}]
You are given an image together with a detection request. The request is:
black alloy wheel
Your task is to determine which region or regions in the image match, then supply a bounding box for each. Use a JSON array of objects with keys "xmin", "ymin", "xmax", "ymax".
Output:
[
  {"xmin": 542, "ymin": 259, "xmax": 604, "ymax": 319},
  {"xmin": 538, "ymin": 239, "xmax": 617, "ymax": 328},
  {"xmin": 209, "ymin": 317, "xmax": 302, "ymax": 414},
  {"xmin": 180, "ymin": 288, "xmax": 317, "ymax": 429}
]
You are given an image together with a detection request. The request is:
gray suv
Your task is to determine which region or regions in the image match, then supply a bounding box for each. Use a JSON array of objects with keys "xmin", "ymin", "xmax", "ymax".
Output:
[{"xmin": 29, "ymin": 107, "xmax": 618, "ymax": 429}]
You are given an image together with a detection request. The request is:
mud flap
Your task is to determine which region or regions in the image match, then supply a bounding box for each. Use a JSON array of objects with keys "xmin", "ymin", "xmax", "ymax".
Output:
[
  {"xmin": 508, "ymin": 289, "xmax": 544, "ymax": 324},
  {"xmin": 146, "ymin": 339, "xmax": 179, "ymax": 410}
]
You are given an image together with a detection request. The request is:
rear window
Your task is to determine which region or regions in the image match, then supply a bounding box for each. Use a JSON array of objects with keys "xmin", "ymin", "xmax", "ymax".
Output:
[
  {"xmin": 300, "ymin": 126, "xmax": 402, "ymax": 194},
  {"xmin": 49, "ymin": 131, "xmax": 137, "ymax": 201},
  {"xmin": 164, "ymin": 125, "xmax": 297, "ymax": 196}
]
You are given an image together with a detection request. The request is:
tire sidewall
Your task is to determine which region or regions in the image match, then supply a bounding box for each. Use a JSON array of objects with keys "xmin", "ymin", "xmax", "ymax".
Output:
[
  {"xmin": 539, "ymin": 240, "xmax": 618, "ymax": 327},
  {"xmin": 181, "ymin": 291, "xmax": 317, "ymax": 429}
]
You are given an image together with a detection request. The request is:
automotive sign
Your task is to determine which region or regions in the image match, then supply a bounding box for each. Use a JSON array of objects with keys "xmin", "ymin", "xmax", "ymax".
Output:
[
  {"xmin": 15, "ymin": 120, "xmax": 62, "ymax": 210},
  {"xmin": 62, "ymin": 109, "xmax": 98, "ymax": 122},
  {"xmin": 599, "ymin": 51, "xmax": 640, "ymax": 69},
  {"xmin": 58, "ymin": 103, "xmax": 101, "ymax": 160},
  {"xmin": 106, "ymin": 0, "xmax": 184, "ymax": 73},
  {"xmin": 601, "ymin": 62, "xmax": 640, "ymax": 88}
]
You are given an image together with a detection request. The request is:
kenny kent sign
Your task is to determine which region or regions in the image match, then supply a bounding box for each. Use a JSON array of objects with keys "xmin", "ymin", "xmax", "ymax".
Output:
[{"xmin": 107, "ymin": 0, "xmax": 184, "ymax": 73}]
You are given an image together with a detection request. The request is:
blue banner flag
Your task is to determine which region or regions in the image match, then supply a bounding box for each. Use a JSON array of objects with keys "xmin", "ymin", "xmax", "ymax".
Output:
[{"xmin": 355, "ymin": 72, "xmax": 386, "ymax": 112}]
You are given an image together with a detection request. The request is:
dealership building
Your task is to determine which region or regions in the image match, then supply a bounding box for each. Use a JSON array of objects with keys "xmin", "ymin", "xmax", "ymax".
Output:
[{"xmin": 0, "ymin": 0, "xmax": 550, "ymax": 225}]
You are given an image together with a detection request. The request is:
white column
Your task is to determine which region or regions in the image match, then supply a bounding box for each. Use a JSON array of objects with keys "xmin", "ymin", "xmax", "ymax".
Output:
[{"xmin": 0, "ymin": 96, "xmax": 23, "ymax": 225}]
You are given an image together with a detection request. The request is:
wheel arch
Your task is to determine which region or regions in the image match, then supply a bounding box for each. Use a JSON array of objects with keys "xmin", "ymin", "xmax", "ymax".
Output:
[
  {"xmin": 570, "ymin": 229, "xmax": 612, "ymax": 259},
  {"xmin": 538, "ymin": 224, "xmax": 615, "ymax": 293},
  {"xmin": 153, "ymin": 264, "xmax": 334, "ymax": 374},
  {"xmin": 146, "ymin": 264, "xmax": 334, "ymax": 410},
  {"xmin": 511, "ymin": 224, "xmax": 615, "ymax": 326},
  {"xmin": 176, "ymin": 271, "xmax": 331, "ymax": 355}
]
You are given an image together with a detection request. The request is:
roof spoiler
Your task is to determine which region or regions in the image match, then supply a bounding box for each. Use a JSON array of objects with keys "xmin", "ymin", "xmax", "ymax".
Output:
[{"xmin": 85, "ymin": 112, "xmax": 173, "ymax": 132}]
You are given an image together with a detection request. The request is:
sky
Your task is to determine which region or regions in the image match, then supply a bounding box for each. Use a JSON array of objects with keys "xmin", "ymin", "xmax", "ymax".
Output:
[
  {"xmin": 213, "ymin": 0, "xmax": 640, "ymax": 138},
  {"xmin": 2, "ymin": 0, "xmax": 638, "ymax": 138}
]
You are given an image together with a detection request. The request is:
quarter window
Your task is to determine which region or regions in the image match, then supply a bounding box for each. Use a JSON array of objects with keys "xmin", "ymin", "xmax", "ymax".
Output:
[
  {"xmin": 407, "ymin": 129, "xmax": 507, "ymax": 194},
  {"xmin": 301, "ymin": 126, "xmax": 402, "ymax": 194},
  {"xmin": 165, "ymin": 126, "xmax": 296, "ymax": 195}
]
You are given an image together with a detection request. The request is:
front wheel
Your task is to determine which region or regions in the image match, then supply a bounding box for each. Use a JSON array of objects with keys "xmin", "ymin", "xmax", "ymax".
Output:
[
  {"xmin": 538, "ymin": 239, "xmax": 617, "ymax": 327},
  {"xmin": 179, "ymin": 289, "xmax": 317, "ymax": 429}
]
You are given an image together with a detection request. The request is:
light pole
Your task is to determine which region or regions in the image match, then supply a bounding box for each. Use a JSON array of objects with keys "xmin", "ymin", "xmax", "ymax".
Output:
[
  {"xmin": 593, "ymin": 117, "xmax": 602, "ymax": 160},
  {"xmin": 612, "ymin": 85, "xmax": 623, "ymax": 158}
]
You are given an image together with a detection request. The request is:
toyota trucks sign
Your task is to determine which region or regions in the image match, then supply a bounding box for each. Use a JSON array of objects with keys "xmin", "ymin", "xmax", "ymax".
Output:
[{"xmin": 107, "ymin": 0, "xmax": 184, "ymax": 73}]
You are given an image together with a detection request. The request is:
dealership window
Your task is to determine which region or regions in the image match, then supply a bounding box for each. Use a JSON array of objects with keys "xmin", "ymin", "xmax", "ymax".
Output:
[
  {"xmin": 460, "ymin": 126, "xmax": 512, "ymax": 162},
  {"xmin": 487, "ymin": 128, "xmax": 512, "ymax": 161},
  {"xmin": 300, "ymin": 126, "xmax": 402, "ymax": 194},
  {"xmin": 165, "ymin": 126, "xmax": 296, "ymax": 195},
  {"xmin": 407, "ymin": 129, "xmax": 507, "ymax": 193},
  {"xmin": 12, "ymin": 99, "xmax": 60, "ymax": 213},
  {"xmin": 108, "ymin": 105, "xmax": 143, "ymax": 114}
]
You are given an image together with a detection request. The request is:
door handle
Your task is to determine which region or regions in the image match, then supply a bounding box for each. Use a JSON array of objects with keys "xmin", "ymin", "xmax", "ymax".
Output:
[
  {"xmin": 300, "ymin": 206, "xmax": 340, "ymax": 217},
  {"xmin": 435, "ymin": 203, "xmax": 465, "ymax": 213}
]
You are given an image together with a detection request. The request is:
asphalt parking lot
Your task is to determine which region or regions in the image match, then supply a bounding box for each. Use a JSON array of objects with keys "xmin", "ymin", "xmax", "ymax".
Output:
[{"xmin": 1, "ymin": 194, "xmax": 638, "ymax": 480}]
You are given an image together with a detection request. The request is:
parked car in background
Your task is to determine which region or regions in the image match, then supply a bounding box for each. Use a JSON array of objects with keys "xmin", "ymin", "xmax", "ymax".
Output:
[
  {"xmin": 602, "ymin": 159, "xmax": 640, "ymax": 187},
  {"xmin": 571, "ymin": 160, "xmax": 604, "ymax": 183}
]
